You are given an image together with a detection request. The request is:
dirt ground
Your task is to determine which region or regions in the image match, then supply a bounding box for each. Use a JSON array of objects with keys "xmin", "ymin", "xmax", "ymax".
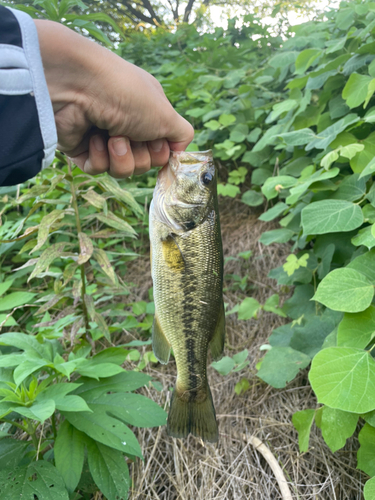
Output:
[{"xmin": 124, "ymin": 199, "xmax": 367, "ymax": 500}]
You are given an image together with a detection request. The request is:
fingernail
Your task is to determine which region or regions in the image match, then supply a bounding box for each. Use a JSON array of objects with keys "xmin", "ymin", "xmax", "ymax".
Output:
[
  {"xmin": 112, "ymin": 138, "xmax": 128, "ymax": 156},
  {"xmin": 150, "ymin": 139, "xmax": 164, "ymax": 152},
  {"xmin": 93, "ymin": 135, "xmax": 105, "ymax": 152}
]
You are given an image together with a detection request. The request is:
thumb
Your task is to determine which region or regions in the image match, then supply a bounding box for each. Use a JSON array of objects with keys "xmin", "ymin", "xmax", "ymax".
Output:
[{"xmin": 165, "ymin": 114, "xmax": 195, "ymax": 152}]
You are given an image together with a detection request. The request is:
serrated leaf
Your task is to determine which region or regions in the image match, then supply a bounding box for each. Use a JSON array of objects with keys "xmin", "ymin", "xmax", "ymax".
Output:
[
  {"xmin": 309, "ymin": 347, "xmax": 375, "ymax": 413},
  {"xmin": 55, "ymin": 420, "xmax": 85, "ymax": 493},
  {"xmin": 28, "ymin": 243, "xmax": 66, "ymax": 281},
  {"xmin": 31, "ymin": 209, "xmax": 67, "ymax": 253},
  {"xmin": 0, "ymin": 461, "xmax": 69, "ymax": 499},
  {"xmin": 99, "ymin": 176, "xmax": 142, "ymax": 217},
  {"xmin": 257, "ymin": 347, "xmax": 310, "ymax": 388},
  {"xmin": 77, "ymin": 232, "xmax": 94, "ymax": 265},
  {"xmin": 320, "ymin": 406, "xmax": 358, "ymax": 452},
  {"xmin": 86, "ymin": 438, "xmax": 130, "ymax": 500},
  {"xmin": 313, "ymin": 268, "xmax": 374, "ymax": 313},
  {"xmin": 93, "ymin": 248, "xmax": 117, "ymax": 284},
  {"xmin": 292, "ymin": 409, "xmax": 315, "ymax": 452},
  {"xmin": 301, "ymin": 200, "xmax": 363, "ymax": 235}
]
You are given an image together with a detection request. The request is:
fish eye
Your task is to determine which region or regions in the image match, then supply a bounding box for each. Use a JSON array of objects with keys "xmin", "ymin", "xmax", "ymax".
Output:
[{"xmin": 201, "ymin": 171, "xmax": 213, "ymax": 186}]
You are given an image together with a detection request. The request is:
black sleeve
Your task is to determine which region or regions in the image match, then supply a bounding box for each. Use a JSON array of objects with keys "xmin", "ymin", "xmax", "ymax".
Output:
[{"xmin": 0, "ymin": 6, "xmax": 57, "ymax": 186}]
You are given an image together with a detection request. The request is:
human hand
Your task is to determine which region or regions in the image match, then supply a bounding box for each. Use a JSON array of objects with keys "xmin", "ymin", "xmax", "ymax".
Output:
[{"xmin": 34, "ymin": 20, "xmax": 194, "ymax": 177}]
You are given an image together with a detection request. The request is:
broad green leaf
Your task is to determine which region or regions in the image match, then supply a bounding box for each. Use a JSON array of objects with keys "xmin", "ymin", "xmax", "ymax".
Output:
[
  {"xmin": 55, "ymin": 420, "xmax": 85, "ymax": 493},
  {"xmin": 337, "ymin": 306, "xmax": 375, "ymax": 348},
  {"xmin": 301, "ymin": 200, "xmax": 363, "ymax": 235},
  {"xmin": 309, "ymin": 347, "xmax": 375, "ymax": 413},
  {"xmin": 91, "ymin": 212, "xmax": 136, "ymax": 236},
  {"xmin": 0, "ymin": 280, "xmax": 13, "ymax": 297},
  {"xmin": 331, "ymin": 173, "xmax": 366, "ymax": 202},
  {"xmin": 359, "ymin": 157, "xmax": 375, "ymax": 179},
  {"xmin": 241, "ymin": 190, "xmax": 263, "ymax": 207},
  {"xmin": 211, "ymin": 356, "xmax": 235, "ymax": 376},
  {"xmin": 12, "ymin": 399, "xmax": 55, "ymax": 422},
  {"xmin": 259, "ymin": 229, "xmax": 295, "ymax": 245},
  {"xmin": 0, "ymin": 292, "xmax": 36, "ymax": 311},
  {"xmin": 217, "ymin": 183, "xmax": 240, "ymax": 197},
  {"xmin": 0, "ymin": 461, "xmax": 69, "ymax": 499},
  {"xmin": 0, "ymin": 332, "xmax": 48, "ymax": 357},
  {"xmin": 342, "ymin": 73, "xmax": 373, "ymax": 108},
  {"xmin": 87, "ymin": 439, "xmax": 130, "ymax": 500},
  {"xmin": 364, "ymin": 477, "xmax": 375, "ymax": 500},
  {"xmin": 351, "ymin": 132, "xmax": 375, "ymax": 173},
  {"xmin": 75, "ymin": 361, "xmax": 124, "ymax": 379},
  {"xmin": 266, "ymin": 99, "xmax": 297, "ymax": 123},
  {"xmin": 313, "ymin": 268, "xmax": 374, "ymax": 313},
  {"xmin": 321, "ymin": 150, "xmax": 339, "ymax": 170},
  {"xmin": 0, "ymin": 314, "xmax": 17, "ymax": 326},
  {"xmin": 292, "ymin": 409, "xmax": 315, "ymax": 452},
  {"xmin": 87, "ymin": 393, "xmax": 167, "ymax": 428},
  {"xmin": 257, "ymin": 347, "xmax": 310, "ymax": 388},
  {"xmin": 347, "ymin": 249, "xmax": 375, "ymax": 283},
  {"xmin": 14, "ymin": 358, "xmax": 50, "ymax": 386},
  {"xmin": 0, "ymin": 353, "xmax": 24, "ymax": 368},
  {"xmin": 305, "ymin": 114, "xmax": 359, "ymax": 151},
  {"xmin": 278, "ymin": 128, "xmax": 316, "ymax": 146},
  {"xmin": 36, "ymin": 383, "xmax": 91, "ymax": 413},
  {"xmin": 258, "ymin": 202, "xmax": 288, "ymax": 222},
  {"xmin": 237, "ymin": 297, "xmax": 261, "ymax": 320},
  {"xmin": 351, "ymin": 226, "xmax": 375, "ymax": 250},
  {"xmin": 262, "ymin": 175, "xmax": 296, "ymax": 200},
  {"xmin": 0, "ymin": 438, "xmax": 29, "ymax": 469},
  {"xmin": 93, "ymin": 347, "xmax": 129, "ymax": 366},
  {"xmin": 72, "ymin": 371, "xmax": 151, "ymax": 400},
  {"xmin": 295, "ymin": 49, "xmax": 322, "ymax": 75},
  {"xmin": 358, "ymin": 424, "xmax": 375, "ymax": 476},
  {"xmin": 218, "ymin": 114, "xmax": 236, "ymax": 126},
  {"xmin": 63, "ymin": 408, "xmax": 142, "ymax": 458},
  {"xmin": 320, "ymin": 406, "xmax": 358, "ymax": 452}
]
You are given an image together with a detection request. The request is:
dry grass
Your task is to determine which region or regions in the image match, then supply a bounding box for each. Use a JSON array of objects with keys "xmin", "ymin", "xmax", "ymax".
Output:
[{"xmin": 124, "ymin": 199, "xmax": 366, "ymax": 500}]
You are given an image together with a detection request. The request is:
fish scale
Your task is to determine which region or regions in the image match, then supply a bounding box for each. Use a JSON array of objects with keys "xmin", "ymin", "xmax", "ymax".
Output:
[{"xmin": 149, "ymin": 150, "xmax": 225, "ymax": 442}]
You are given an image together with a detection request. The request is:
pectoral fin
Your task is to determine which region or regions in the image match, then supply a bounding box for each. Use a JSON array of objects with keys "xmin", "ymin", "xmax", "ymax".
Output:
[
  {"xmin": 152, "ymin": 314, "xmax": 171, "ymax": 364},
  {"xmin": 162, "ymin": 235, "xmax": 185, "ymax": 272},
  {"xmin": 209, "ymin": 301, "xmax": 225, "ymax": 361}
]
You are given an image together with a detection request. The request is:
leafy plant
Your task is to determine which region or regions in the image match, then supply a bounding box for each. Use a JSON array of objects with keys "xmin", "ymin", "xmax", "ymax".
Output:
[{"xmin": 0, "ymin": 158, "xmax": 164, "ymax": 499}]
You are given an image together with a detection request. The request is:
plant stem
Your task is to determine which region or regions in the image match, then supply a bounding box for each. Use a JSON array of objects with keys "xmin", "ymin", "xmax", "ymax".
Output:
[
  {"xmin": 1, "ymin": 418, "xmax": 28, "ymax": 433},
  {"xmin": 67, "ymin": 159, "xmax": 90, "ymax": 337},
  {"xmin": 51, "ymin": 413, "xmax": 57, "ymax": 441}
]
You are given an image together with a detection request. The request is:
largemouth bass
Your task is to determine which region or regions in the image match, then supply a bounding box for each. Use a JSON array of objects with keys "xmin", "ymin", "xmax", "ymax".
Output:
[{"xmin": 149, "ymin": 150, "xmax": 225, "ymax": 443}]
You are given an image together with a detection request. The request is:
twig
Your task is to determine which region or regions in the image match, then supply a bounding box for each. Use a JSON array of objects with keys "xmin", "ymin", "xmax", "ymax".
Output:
[{"xmin": 238, "ymin": 432, "xmax": 293, "ymax": 500}]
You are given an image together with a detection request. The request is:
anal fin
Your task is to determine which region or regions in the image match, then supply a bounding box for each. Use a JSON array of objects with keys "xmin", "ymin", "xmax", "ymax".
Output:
[
  {"xmin": 209, "ymin": 301, "xmax": 225, "ymax": 361},
  {"xmin": 152, "ymin": 314, "xmax": 171, "ymax": 364}
]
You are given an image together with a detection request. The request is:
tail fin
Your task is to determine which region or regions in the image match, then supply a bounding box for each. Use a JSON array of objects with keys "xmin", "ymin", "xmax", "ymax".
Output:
[{"xmin": 167, "ymin": 384, "xmax": 218, "ymax": 443}]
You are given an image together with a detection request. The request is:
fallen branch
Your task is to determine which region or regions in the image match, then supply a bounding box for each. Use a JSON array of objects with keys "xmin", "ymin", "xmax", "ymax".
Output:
[{"xmin": 238, "ymin": 432, "xmax": 293, "ymax": 500}]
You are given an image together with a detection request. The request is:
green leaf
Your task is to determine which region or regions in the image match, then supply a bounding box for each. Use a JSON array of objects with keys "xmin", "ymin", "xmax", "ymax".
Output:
[
  {"xmin": 283, "ymin": 254, "xmax": 308, "ymax": 277},
  {"xmin": 0, "ymin": 292, "xmax": 36, "ymax": 311},
  {"xmin": 75, "ymin": 361, "xmax": 124, "ymax": 379},
  {"xmin": 309, "ymin": 347, "xmax": 375, "ymax": 413},
  {"xmin": 217, "ymin": 183, "xmax": 240, "ymax": 197},
  {"xmin": 0, "ymin": 438, "xmax": 29, "ymax": 469},
  {"xmin": 359, "ymin": 157, "xmax": 375, "ymax": 179},
  {"xmin": 28, "ymin": 242, "xmax": 66, "ymax": 281},
  {"xmin": 0, "ymin": 461, "xmax": 69, "ymax": 499},
  {"xmin": 14, "ymin": 358, "xmax": 50, "ymax": 386},
  {"xmin": 86, "ymin": 439, "xmax": 130, "ymax": 500},
  {"xmin": 12, "ymin": 399, "xmax": 55, "ymax": 422},
  {"xmin": 258, "ymin": 202, "xmax": 288, "ymax": 222},
  {"xmin": 237, "ymin": 297, "xmax": 261, "ymax": 320},
  {"xmin": 262, "ymin": 175, "xmax": 296, "ymax": 200},
  {"xmin": 31, "ymin": 209, "xmax": 66, "ymax": 253},
  {"xmin": 364, "ymin": 477, "xmax": 375, "ymax": 500},
  {"xmin": 234, "ymin": 378, "xmax": 250, "ymax": 395},
  {"xmin": 306, "ymin": 114, "xmax": 359, "ymax": 151},
  {"xmin": 211, "ymin": 356, "xmax": 235, "ymax": 376},
  {"xmin": 342, "ymin": 73, "xmax": 373, "ymax": 108},
  {"xmin": 352, "ymin": 226, "xmax": 375, "ymax": 250},
  {"xmin": 63, "ymin": 408, "xmax": 143, "ymax": 458},
  {"xmin": 92, "ymin": 248, "xmax": 117, "ymax": 284},
  {"xmin": 91, "ymin": 212, "xmax": 136, "ymax": 236},
  {"xmin": 257, "ymin": 347, "xmax": 310, "ymax": 388},
  {"xmin": 0, "ymin": 280, "xmax": 13, "ymax": 296},
  {"xmin": 72, "ymin": 371, "xmax": 151, "ymax": 400},
  {"xmin": 347, "ymin": 249, "xmax": 375, "ymax": 283},
  {"xmin": 358, "ymin": 423, "xmax": 375, "ymax": 476},
  {"xmin": 292, "ymin": 409, "xmax": 315, "ymax": 452},
  {"xmin": 204, "ymin": 120, "xmax": 220, "ymax": 130},
  {"xmin": 218, "ymin": 114, "xmax": 236, "ymax": 126},
  {"xmin": 295, "ymin": 48, "xmax": 322, "ymax": 75},
  {"xmin": 278, "ymin": 128, "xmax": 316, "ymax": 146},
  {"xmin": 241, "ymin": 190, "xmax": 263, "ymax": 207},
  {"xmin": 99, "ymin": 176, "xmax": 142, "ymax": 217},
  {"xmin": 259, "ymin": 229, "xmax": 294, "ymax": 245},
  {"xmin": 319, "ymin": 406, "xmax": 358, "ymax": 452},
  {"xmin": 313, "ymin": 268, "xmax": 374, "ymax": 313},
  {"xmin": 337, "ymin": 306, "xmax": 375, "ymax": 349},
  {"xmin": 54, "ymin": 421, "xmax": 85, "ymax": 492},
  {"xmin": 36, "ymin": 383, "xmax": 91, "ymax": 413},
  {"xmin": 301, "ymin": 200, "xmax": 363, "ymax": 235}
]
